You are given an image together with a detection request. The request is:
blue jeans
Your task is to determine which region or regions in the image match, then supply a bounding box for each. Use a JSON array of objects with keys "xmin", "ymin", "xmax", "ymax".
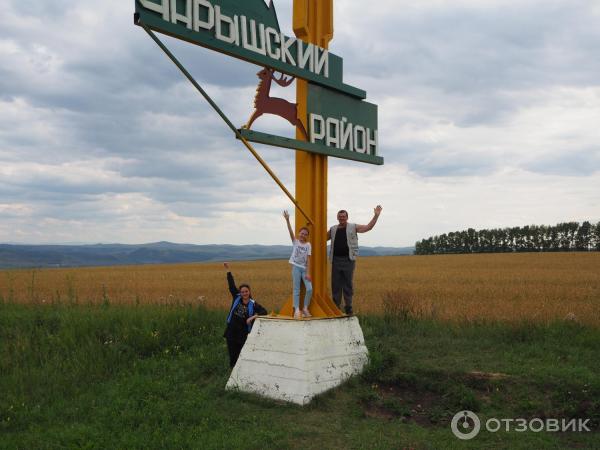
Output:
[{"xmin": 292, "ymin": 265, "xmax": 313, "ymax": 310}]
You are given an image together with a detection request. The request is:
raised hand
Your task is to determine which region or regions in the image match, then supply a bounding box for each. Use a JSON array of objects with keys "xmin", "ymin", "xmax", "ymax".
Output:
[
  {"xmin": 374, "ymin": 205, "xmax": 383, "ymax": 216},
  {"xmin": 283, "ymin": 210, "xmax": 294, "ymax": 242},
  {"xmin": 223, "ymin": 262, "xmax": 230, "ymax": 270}
]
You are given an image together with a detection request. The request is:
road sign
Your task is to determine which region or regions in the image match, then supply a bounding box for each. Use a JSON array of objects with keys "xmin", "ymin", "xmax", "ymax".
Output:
[
  {"xmin": 135, "ymin": 0, "xmax": 365, "ymax": 98},
  {"xmin": 135, "ymin": 0, "xmax": 383, "ymax": 318}
]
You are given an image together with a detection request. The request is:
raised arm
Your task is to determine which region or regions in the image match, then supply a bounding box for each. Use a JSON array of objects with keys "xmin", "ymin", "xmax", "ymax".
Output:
[
  {"xmin": 283, "ymin": 210, "xmax": 295, "ymax": 243},
  {"xmin": 223, "ymin": 262, "xmax": 238, "ymax": 298},
  {"xmin": 356, "ymin": 205, "xmax": 383, "ymax": 233}
]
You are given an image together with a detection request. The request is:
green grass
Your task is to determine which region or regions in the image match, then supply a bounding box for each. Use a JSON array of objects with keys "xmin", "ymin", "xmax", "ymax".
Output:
[{"xmin": 1, "ymin": 303, "xmax": 598, "ymax": 449}]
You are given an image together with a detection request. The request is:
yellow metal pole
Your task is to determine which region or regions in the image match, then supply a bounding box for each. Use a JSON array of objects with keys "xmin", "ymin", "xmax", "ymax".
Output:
[{"xmin": 279, "ymin": 0, "xmax": 342, "ymax": 318}]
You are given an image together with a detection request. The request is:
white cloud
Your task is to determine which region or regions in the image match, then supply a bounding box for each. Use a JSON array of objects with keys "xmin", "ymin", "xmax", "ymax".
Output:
[
  {"xmin": 0, "ymin": 0, "xmax": 598, "ymax": 246},
  {"xmin": 328, "ymin": 163, "xmax": 600, "ymax": 246}
]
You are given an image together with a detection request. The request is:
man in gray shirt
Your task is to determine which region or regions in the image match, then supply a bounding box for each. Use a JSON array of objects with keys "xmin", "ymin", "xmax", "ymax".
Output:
[{"xmin": 327, "ymin": 205, "xmax": 383, "ymax": 315}]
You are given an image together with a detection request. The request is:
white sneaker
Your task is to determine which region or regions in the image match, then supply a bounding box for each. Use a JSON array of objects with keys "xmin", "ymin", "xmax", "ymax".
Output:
[
  {"xmin": 302, "ymin": 309, "xmax": 312, "ymax": 318},
  {"xmin": 294, "ymin": 309, "xmax": 302, "ymax": 319}
]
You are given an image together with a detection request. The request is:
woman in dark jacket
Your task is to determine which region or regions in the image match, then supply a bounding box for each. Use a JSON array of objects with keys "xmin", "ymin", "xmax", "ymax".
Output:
[{"xmin": 223, "ymin": 262, "xmax": 268, "ymax": 368}]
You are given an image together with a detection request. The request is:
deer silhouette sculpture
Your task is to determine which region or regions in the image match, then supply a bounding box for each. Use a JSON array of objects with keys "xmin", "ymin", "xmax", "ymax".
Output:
[{"xmin": 244, "ymin": 67, "xmax": 309, "ymax": 140}]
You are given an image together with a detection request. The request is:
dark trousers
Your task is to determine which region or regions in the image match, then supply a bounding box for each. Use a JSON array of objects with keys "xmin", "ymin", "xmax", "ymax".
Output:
[
  {"xmin": 331, "ymin": 256, "xmax": 356, "ymax": 313},
  {"xmin": 226, "ymin": 338, "xmax": 245, "ymax": 368}
]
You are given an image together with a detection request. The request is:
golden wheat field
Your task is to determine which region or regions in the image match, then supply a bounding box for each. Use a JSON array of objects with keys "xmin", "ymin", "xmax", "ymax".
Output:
[{"xmin": 2, "ymin": 253, "xmax": 599, "ymax": 325}]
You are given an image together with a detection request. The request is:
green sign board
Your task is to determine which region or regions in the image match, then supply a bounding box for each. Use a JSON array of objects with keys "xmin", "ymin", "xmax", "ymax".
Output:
[
  {"xmin": 238, "ymin": 82, "xmax": 382, "ymax": 165},
  {"xmin": 135, "ymin": 0, "xmax": 365, "ymax": 98},
  {"xmin": 307, "ymin": 83, "xmax": 379, "ymax": 162},
  {"xmin": 135, "ymin": 0, "xmax": 382, "ymax": 165}
]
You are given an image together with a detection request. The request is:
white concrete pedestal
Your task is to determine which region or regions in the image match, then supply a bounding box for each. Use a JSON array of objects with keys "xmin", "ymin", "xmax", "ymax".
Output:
[{"xmin": 225, "ymin": 316, "xmax": 369, "ymax": 405}]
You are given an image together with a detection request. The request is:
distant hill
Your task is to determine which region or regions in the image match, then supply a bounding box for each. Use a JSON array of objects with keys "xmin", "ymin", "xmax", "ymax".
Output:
[{"xmin": 0, "ymin": 242, "xmax": 414, "ymax": 269}]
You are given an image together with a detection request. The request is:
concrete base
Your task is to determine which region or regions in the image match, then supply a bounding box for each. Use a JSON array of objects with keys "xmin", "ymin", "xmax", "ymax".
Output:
[{"xmin": 225, "ymin": 316, "xmax": 369, "ymax": 405}]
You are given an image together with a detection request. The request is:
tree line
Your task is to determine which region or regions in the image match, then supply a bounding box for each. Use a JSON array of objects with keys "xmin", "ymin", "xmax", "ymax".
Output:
[{"xmin": 414, "ymin": 221, "xmax": 600, "ymax": 255}]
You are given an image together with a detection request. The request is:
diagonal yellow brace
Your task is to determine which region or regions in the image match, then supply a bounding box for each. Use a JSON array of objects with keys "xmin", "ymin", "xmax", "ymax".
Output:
[
  {"xmin": 137, "ymin": 18, "xmax": 314, "ymax": 226},
  {"xmin": 237, "ymin": 135, "xmax": 314, "ymax": 226}
]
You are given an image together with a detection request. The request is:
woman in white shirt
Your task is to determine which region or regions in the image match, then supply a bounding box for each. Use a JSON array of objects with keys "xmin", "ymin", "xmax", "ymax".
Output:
[{"xmin": 283, "ymin": 211, "xmax": 313, "ymax": 319}]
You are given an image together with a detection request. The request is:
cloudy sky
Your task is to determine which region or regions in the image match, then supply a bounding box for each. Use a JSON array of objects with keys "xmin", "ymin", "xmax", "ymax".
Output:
[{"xmin": 1, "ymin": 0, "xmax": 599, "ymax": 247}]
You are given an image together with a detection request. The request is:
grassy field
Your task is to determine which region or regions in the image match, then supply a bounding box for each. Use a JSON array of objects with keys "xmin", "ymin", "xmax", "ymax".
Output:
[
  {"xmin": 2, "ymin": 252, "xmax": 599, "ymax": 325},
  {"xmin": 1, "ymin": 302, "xmax": 598, "ymax": 449}
]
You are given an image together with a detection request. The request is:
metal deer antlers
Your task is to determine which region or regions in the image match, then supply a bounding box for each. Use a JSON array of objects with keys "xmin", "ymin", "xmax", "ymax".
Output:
[{"xmin": 244, "ymin": 67, "xmax": 309, "ymax": 140}]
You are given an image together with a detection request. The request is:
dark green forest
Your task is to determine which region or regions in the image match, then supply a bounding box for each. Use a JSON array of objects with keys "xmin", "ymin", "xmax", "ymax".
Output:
[{"xmin": 415, "ymin": 221, "xmax": 600, "ymax": 255}]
